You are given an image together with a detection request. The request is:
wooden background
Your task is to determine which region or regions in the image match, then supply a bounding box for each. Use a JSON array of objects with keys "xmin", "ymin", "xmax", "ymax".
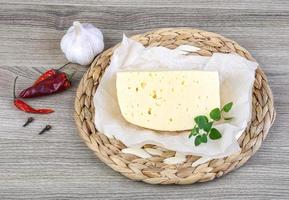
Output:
[{"xmin": 0, "ymin": 0, "xmax": 288, "ymax": 199}]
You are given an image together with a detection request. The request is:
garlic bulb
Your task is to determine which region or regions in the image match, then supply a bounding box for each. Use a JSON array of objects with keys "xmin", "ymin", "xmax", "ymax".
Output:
[{"xmin": 60, "ymin": 21, "xmax": 104, "ymax": 65}]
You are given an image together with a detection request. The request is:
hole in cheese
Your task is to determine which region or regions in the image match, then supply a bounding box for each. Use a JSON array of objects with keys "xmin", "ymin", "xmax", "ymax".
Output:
[
  {"xmin": 151, "ymin": 90, "xmax": 157, "ymax": 99},
  {"xmin": 141, "ymin": 82, "xmax": 147, "ymax": 89},
  {"xmin": 148, "ymin": 107, "xmax": 152, "ymax": 115}
]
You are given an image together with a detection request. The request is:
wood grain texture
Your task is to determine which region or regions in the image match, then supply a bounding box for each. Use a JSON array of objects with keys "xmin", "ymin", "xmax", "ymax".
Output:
[{"xmin": 0, "ymin": 1, "xmax": 288, "ymax": 199}]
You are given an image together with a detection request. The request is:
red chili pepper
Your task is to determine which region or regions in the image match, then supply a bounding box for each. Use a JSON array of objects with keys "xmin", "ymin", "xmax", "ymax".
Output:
[
  {"xmin": 19, "ymin": 72, "xmax": 72, "ymax": 98},
  {"xmin": 33, "ymin": 62, "xmax": 70, "ymax": 85},
  {"xmin": 13, "ymin": 77, "xmax": 54, "ymax": 114},
  {"xmin": 33, "ymin": 69, "xmax": 57, "ymax": 86}
]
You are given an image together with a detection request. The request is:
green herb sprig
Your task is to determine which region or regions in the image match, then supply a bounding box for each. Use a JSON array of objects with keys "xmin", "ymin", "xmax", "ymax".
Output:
[{"xmin": 189, "ymin": 102, "xmax": 233, "ymax": 146}]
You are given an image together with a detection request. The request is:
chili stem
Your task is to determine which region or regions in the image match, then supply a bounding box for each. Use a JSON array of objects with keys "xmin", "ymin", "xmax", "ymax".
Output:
[
  {"xmin": 13, "ymin": 76, "xmax": 19, "ymax": 99},
  {"xmin": 67, "ymin": 70, "xmax": 78, "ymax": 81},
  {"xmin": 57, "ymin": 62, "xmax": 71, "ymax": 71},
  {"xmin": 32, "ymin": 67, "xmax": 44, "ymax": 75}
]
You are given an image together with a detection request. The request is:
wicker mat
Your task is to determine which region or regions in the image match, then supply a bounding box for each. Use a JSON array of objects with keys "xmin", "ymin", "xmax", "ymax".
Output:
[{"xmin": 74, "ymin": 28, "xmax": 276, "ymax": 184}]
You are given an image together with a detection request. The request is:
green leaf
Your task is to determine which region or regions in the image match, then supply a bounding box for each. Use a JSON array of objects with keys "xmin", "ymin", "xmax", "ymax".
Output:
[
  {"xmin": 224, "ymin": 117, "xmax": 233, "ymax": 121},
  {"xmin": 194, "ymin": 135, "xmax": 202, "ymax": 146},
  {"xmin": 200, "ymin": 134, "xmax": 208, "ymax": 143},
  {"xmin": 209, "ymin": 128, "xmax": 222, "ymax": 140},
  {"xmin": 203, "ymin": 121, "xmax": 213, "ymax": 132},
  {"xmin": 189, "ymin": 126, "xmax": 199, "ymax": 138},
  {"xmin": 222, "ymin": 102, "xmax": 233, "ymax": 112},
  {"xmin": 194, "ymin": 115, "xmax": 209, "ymax": 129},
  {"xmin": 210, "ymin": 108, "xmax": 221, "ymax": 121}
]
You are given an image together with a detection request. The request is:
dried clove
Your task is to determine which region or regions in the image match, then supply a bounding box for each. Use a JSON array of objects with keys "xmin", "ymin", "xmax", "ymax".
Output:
[
  {"xmin": 38, "ymin": 125, "xmax": 52, "ymax": 135},
  {"xmin": 23, "ymin": 117, "xmax": 34, "ymax": 127}
]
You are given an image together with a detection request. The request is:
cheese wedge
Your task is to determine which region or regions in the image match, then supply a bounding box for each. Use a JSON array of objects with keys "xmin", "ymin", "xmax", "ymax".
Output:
[{"xmin": 116, "ymin": 70, "xmax": 220, "ymax": 131}]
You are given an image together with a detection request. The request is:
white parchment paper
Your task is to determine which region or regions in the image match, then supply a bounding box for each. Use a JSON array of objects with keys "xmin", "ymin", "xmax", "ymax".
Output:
[{"xmin": 94, "ymin": 35, "xmax": 258, "ymax": 158}]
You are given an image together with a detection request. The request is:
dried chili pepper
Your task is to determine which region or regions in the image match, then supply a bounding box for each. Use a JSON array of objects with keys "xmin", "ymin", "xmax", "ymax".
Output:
[
  {"xmin": 33, "ymin": 69, "xmax": 57, "ymax": 86},
  {"xmin": 33, "ymin": 62, "xmax": 70, "ymax": 85},
  {"xmin": 19, "ymin": 62, "xmax": 74, "ymax": 98},
  {"xmin": 19, "ymin": 72, "xmax": 72, "ymax": 98},
  {"xmin": 13, "ymin": 76, "xmax": 54, "ymax": 114}
]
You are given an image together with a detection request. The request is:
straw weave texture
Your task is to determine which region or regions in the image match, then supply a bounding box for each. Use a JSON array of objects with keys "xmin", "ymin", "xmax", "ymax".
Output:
[{"xmin": 74, "ymin": 28, "xmax": 275, "ymax": 184}]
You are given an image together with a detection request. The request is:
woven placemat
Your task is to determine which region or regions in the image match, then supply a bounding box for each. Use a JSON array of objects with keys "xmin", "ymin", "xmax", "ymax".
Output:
[{"xmin": 74, "ymin": 28, "xmax": 276, "ymax": 184}]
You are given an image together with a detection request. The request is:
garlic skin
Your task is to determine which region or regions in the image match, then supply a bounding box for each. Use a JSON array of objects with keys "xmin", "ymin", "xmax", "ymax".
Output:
[{"xmin": 60, "ymin": 21, "xmax": 104, "ymax": 65}]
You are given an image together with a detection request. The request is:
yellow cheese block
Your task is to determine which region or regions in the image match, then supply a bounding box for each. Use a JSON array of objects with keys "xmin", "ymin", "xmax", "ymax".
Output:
[{"xmin": 116, "ymin": 70, "xmax": 220, "ymax": 131}]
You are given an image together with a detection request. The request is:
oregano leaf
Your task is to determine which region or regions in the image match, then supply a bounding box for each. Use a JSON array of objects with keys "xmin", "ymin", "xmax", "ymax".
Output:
[
  {"xmin": 194, "ymin": 115, "xmax": 209, "ymax": 129},
  {"xmin": 194, "ymin": 135, "xmax": 202, "ymax": 146},
  {"xmin": 209, "ymin": 128, "xmax": 222, "ymax": 140},
  {"xmin": 222, "ymin": 102, "xmax": 233, "ymax": 112},
  {"xmin": 203, "ymin": 121, "xmax": 213, "ymax": 132},
  {"xmin": 200, "ymin": 134, "xmax": 208, "ymax": 143},
  {"xmin": 210, "ymin": 108, "xmax": 221, "ymax": 121},
  {"xmin": 189, "ymin": 101, "xmax": 234, "ymax": 146},
  {"xmin": 189, "ymin": 126, "xmax": 198, "ymax": 138}
]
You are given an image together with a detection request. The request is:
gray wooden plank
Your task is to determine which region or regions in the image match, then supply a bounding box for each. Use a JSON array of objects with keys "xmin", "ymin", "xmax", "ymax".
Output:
[
  {"xmin": 2, "ymin": 0, "xmax": 289, "ymax": 11},
  {"xmin": 0, "ymin": 1, "xmax": 288, "ymax": 199}
]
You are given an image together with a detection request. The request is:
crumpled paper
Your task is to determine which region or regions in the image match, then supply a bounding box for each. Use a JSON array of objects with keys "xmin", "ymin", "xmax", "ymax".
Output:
[{"xmin": 94, "ymin": 35, "xmax": 258, "ymax": 159}]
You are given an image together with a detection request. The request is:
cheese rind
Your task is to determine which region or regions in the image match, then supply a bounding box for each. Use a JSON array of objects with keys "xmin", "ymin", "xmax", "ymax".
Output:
[{"xmin": 116, "ymin": 70, "xmax": 220, "ymax": 131}]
